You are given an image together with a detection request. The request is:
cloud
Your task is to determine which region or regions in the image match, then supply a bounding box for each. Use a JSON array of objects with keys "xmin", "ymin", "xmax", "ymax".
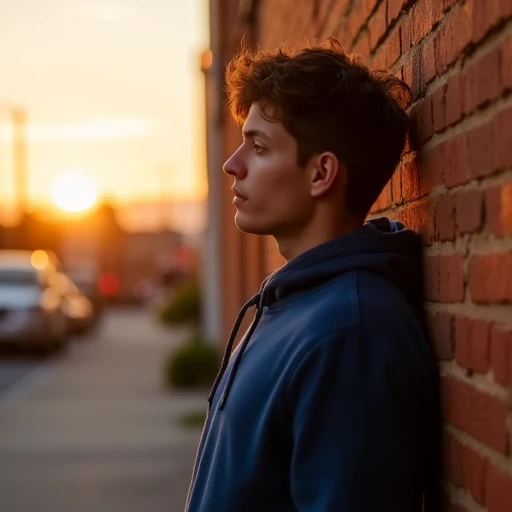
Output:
[{"xmin": 0, "ymin": 117, "xmax": 153, "ymax": 143}]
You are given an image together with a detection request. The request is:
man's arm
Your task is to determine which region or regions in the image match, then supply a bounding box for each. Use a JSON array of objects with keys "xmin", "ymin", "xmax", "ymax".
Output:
[{"xmin": 286, "ymin": 328, "xmax": 430, "ymax": 511}]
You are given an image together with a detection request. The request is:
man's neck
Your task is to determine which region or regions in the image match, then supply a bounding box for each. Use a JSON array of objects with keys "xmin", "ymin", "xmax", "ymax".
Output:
[{"xmin": 275, "ymin": 217, "xmax": 364, "ymax": 262}]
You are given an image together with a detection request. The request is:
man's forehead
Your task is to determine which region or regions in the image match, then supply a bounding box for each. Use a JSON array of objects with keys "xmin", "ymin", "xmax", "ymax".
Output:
[{"xmin": 242, "ymin": 104, "xmax": 278, "ymax": 138}]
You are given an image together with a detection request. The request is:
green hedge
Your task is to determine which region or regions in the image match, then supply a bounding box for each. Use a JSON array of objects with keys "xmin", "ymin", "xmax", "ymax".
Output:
[
  {"xmin": 164, "ymin": 335, "xmax": 220, "ymax": 389},
  {"xmin": 158, "ymin": 281, "xmax": 201, "ymax": 326}
]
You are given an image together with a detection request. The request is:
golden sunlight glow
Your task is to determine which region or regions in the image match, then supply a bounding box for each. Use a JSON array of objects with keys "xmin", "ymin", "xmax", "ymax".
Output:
[
  {"xmin": 51, "ymin": 172, "xmax": 98, "ymax": 212},
  {"xmin": 31, "ymin": 250, "xmax": 49, "ymax": 269}
]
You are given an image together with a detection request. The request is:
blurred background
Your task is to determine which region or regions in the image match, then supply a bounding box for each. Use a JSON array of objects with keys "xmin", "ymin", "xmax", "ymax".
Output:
[{"xmin": 0, "ymin": 1, "xmax": 211, "ymax": 511}]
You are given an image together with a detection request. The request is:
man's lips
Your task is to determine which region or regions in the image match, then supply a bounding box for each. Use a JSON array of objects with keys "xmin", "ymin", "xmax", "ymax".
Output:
[
  {"xmin": 231, "ymin": 187, "xmax": 247, "ymax": 200},
  {"xmin": 232, "ymin": 188, "xmax": 247, "ymax": 207}
]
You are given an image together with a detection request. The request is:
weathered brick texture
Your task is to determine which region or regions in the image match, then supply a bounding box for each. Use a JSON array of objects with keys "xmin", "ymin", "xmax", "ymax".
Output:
[{"xmin": 253, "ymin": 1, "xmax": 512, "ymax": 510}]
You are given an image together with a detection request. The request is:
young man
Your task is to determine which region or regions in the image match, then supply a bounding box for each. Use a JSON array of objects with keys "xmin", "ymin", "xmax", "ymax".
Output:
[{"xmin": 185, "ymin": 38, "xmax": 440, "ymax": 512}]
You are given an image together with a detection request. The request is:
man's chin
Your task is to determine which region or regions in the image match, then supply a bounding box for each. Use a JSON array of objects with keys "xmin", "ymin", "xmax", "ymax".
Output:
[{"xmin": 234, "ymin": 214, "xmax": 271, "ymax": 235}]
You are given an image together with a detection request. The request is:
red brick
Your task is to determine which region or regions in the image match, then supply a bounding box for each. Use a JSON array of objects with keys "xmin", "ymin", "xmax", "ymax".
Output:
[
  {"xmin": 317, "ymin": 0, "xmax": 336, "ymax": 24},
  {"xmin": 388, "ymin": 0, "xmax": 405, "ymax": 24},
  {"xmin": 362, "ymin": 0, "xmax": 376, "ymax": 18},
  {"xmin": 461, "ymin": 444, "xmax": 487, "ymax": 505},
  {"xmin": 464, "ymin": 48, "xmax": 501, "ymax": 114},
  {"xmin": 486, "ymin": 187, "xmax": 502, "ymax": 236},
  {"xmin": 486, "ymin": 463, "xmax": 512, "ymax": 512},
  {"xmin": 372, "ymin": 46, "xmax": 387, "ymax": 71},
  {"xmin": 503, "ymin": 36, "xmax": 512, "ymax": 89},
  {"xmin": 391, "ymin": 164, "xmax": 403, "ymax": 204},
  {"xmin": 468, "ymin": 121, "xmax": 495, "ymax": 179},
  {"xmin": 441, "ymin": 376, "xmax": 508, "ymax": 453},
  {"xmin": 486, "ymin": 184, "xmax": 512, "ymax": 237},
  {"xmin": 353, "ymin": 30, "xmax": 370, "ymax": 61},
  {"xmin": 491, "ymin": 324, "xmax": 512, "ymax": 386},
  {"xmin": 436, "ymin": 4, "xmax": 472, "ymax": 72},
  {"xmin": 436, "ymin": 194, "xmax": 456, "ymax": 241},
  {"xmin": 418, "ymin": 97, "xmax": 433, "ymax": 142},
  {"xmin": 385, "ymin": 28, "xmax": 401, "ymax": 69},
  {"xmin": 318, "ymin": 0, "xmax": 348, "ymax": 25},
  {"xmin": 402, "ymin": 55, "xmax": 421, "ymax": 100},
  {"xmin": 321, "ymin": 1, "xmax": 349, "ymax": 39},
  {"xmin": 442, "ymin": 135, "xmax": 469, "ymax": 187},
  {"xmin": 411, "ymin": 0, "xmax": 444, "ymax": 46},
  {"xmin": 444, "ymin": 0, "xmax": 459, "ymax": 10},
  {"xmin": 455, "ymin": 189, "xmax": 483, "ymax": 234},
  {"xmin": 401, "ymin": 156, "xmax": 421, "ymax": 201},
  {"xmin": 445, "ymin": 73, "xmax": 463, "ymax": 126},
  {"xmin": 495, "ymin": 106, "xmax": 512, "ymax": 171},
  {"xmin": 428, "ymin": 312, "xmax": 454, "ymax": 360},
  {"xmin": 471, "ymin": 0, "xmax": 503, "ymax": 43},
  {"xmin": 421, "ymin": 149, "xmax": 440, "ymax": 189},
  {"xmin": 443, "ymin": 431, "xmax": 464, "ymax": 485},
  {"xmin": 432, "ymin": 86, "xmax": 446, "ymax": 132},
  {"xmin": 345, "ymin": 4, "xmax": 364, "ymax": 45},
  {"xmin": 400, "ymin": 14, "xmax": 412, "ymax": 52},
  {"xmin": 368, "ymin": 1, "xmax": 387, "ymax": 50},
  {"xmin": 421, "ymin": 197, "xmax": 436, "ymax": 245},
  {"xmin": 454, "ymin": 317, "xmax": 490, "ymax": 373},
  {"xmin": 425, "ymin": 254, "xmax": 465, "ymax": 303},
  {"xmin": 502, "ymin": 0, "xmax": 512, "ymax": 17},
  {"xmin": 469, "ymin": 253, "xmax": 512, "ymax": 303},
  {"xmin": 421, "ymin": 38, "xmax": 437, "ymax": 86},
  {"xmin": 421, "ymin": 135, "xmax": 468, "ymax": 190}
]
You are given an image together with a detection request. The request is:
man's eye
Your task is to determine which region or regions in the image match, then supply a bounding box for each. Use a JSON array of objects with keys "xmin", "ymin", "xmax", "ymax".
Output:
[{"xmin": 252, "ymin": 142, "xmax": 265, "ymax": 153}]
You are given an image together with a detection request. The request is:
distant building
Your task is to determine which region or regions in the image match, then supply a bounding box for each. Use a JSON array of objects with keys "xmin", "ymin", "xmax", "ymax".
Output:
[{"xmin": 1, "ymin": 202, "xmax": 183, "ymax": 302}]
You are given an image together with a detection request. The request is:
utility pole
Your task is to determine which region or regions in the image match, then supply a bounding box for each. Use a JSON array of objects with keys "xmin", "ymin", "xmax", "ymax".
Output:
[
  {"xmin": 11, "ymin": 106, "xmax": 28, "ymax": 218},
  {"xmin": 159, "ymin": 163, "xmax": 172, "ymax": 231}
]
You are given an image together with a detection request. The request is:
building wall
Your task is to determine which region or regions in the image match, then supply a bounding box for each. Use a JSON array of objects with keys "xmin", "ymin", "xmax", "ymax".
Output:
[
  {"xmin": 207, "ymin": 1, "xmax": 512, "ymax": 509},
  {"xmin": 204, "ymin": 0, "xmax": 267, "ymax": 344}
]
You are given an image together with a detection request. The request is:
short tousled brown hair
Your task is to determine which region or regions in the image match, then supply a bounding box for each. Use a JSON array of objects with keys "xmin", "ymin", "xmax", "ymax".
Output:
[{"xmin": 225, "ymin": 37, "xmax": 411, "ymax": 218}]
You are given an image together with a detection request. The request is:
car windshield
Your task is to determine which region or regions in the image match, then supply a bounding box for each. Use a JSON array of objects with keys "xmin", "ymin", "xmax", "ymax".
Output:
[{"xmin": 0, "ymin": 268, "xmax": 39, "ymax": 286}]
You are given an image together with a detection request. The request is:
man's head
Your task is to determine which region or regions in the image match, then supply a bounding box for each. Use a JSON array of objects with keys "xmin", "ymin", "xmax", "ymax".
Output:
[{"xmin": 223, "ymin": 38, "xmax": 410, "ymax": 238}]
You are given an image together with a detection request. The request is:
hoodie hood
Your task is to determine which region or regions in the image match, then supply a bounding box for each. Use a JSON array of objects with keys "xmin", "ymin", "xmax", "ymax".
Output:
[{"xmin": 259, "ymin": 217, "xmax": 423, "ymax": 308}]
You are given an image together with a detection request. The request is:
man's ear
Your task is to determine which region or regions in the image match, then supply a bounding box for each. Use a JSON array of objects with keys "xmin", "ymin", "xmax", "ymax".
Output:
[{"xmin": 309, "ymin": 152, "xmax": 345, "ymax": 198}]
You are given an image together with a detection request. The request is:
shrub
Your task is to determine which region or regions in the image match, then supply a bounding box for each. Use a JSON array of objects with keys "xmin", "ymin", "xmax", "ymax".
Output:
[
  {"xmin": 180, "ymin": 409, "xmax": 207, "ymax": 428},
  {"xmin": 165, "ymin": 335, "xmax": 220, "ymax": 389},
  {"xmin": 158, "ymin": 281, "xmax": 201, "ymax": 326}
]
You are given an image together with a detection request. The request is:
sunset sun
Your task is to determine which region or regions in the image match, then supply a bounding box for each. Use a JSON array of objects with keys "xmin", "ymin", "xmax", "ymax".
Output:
[{"xmin": 51, "ymin": 172, "xmax": 98, "ymax": 212}]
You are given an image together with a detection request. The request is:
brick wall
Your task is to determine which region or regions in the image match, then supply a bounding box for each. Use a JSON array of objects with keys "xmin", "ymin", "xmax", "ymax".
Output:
[{"xmin": 249, "ymin": 0, "xmax": 512, "ymax": 510}]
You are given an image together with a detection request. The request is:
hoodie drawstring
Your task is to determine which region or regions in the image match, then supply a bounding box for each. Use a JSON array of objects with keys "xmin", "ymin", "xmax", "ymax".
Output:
[
  {"xmin": 207, "ymin": 293, "xmax": 262, "ymax": 410},
  {"xmin": 219, "ymin": 305, "xmax": 263, "ymax": 410}
]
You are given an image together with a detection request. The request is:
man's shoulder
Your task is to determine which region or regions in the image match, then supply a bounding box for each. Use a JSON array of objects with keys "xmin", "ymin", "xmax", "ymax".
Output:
[{"xmin": 284, "ymin": 269, "xmax": 419, "ymax": 338}]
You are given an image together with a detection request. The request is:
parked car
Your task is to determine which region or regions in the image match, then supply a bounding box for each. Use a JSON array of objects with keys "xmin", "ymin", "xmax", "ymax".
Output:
[
  {"xmin": 0, "ymin": 250, "xmax": 68, "ymax": 353},
  {"xmin": 54, "ymin": 273, "xmax": 94, "ymax": 335},
  {"xmin": 66, "ymin": 269, "xmax": 104, "ymax": 329}
]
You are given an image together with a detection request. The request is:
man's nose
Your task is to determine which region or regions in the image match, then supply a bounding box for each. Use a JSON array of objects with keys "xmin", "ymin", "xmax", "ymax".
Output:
[{"xmin": 223, "ymin": 148, "xmax": 246, "ymax": 178}]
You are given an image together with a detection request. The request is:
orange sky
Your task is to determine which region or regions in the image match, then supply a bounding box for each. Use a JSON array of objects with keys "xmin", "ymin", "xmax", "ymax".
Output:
[{"xmin": 0, "ymin": 0, "xmax": 209, "ymax": 232}]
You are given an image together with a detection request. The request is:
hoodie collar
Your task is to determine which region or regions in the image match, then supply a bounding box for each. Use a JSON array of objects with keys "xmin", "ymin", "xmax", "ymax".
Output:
[{"xmin": 259, "ymin": 217, "xmax": 423, "ymax": 307}]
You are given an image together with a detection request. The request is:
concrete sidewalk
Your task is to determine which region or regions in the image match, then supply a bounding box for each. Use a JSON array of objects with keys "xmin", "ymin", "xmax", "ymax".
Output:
[{"xmin": 0, "ymin": 308, "xmax": 207, "ymax": 512}]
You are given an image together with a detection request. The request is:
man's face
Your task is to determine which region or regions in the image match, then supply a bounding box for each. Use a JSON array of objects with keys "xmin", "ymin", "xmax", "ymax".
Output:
[{"xmin": 223, "ymin": 103, "xmax": 313, "ymax": 236}]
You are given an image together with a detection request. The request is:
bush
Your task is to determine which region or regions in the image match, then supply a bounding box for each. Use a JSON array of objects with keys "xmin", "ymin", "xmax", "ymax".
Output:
[
  {"xmin": 180, "ymin": 409, "xmax": 207, "ymax": 428},
  {"xmin": 165, "ymin": 335, "xmax": 220, "ymax": 389},
  {"xmin": 158, "ymin": 281, "xmax": 201, "ymax": 326}
]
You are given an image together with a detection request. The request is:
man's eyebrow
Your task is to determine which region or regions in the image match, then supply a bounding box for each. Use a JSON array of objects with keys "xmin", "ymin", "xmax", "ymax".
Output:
[{"xmin": 242, "ymin": 128, "xmax": 271, "ymax": 140}]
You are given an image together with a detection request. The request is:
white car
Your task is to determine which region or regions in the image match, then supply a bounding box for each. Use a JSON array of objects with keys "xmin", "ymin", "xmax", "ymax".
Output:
[{"xmin": 0, "ymin": 250, "xmax": 68, "ymax": 353}]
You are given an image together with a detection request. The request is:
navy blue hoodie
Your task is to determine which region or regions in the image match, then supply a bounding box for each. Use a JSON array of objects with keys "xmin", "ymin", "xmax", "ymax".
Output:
[{"xmin": 185, "ymin": 218, "xmax": 440, "ymax": 512}]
